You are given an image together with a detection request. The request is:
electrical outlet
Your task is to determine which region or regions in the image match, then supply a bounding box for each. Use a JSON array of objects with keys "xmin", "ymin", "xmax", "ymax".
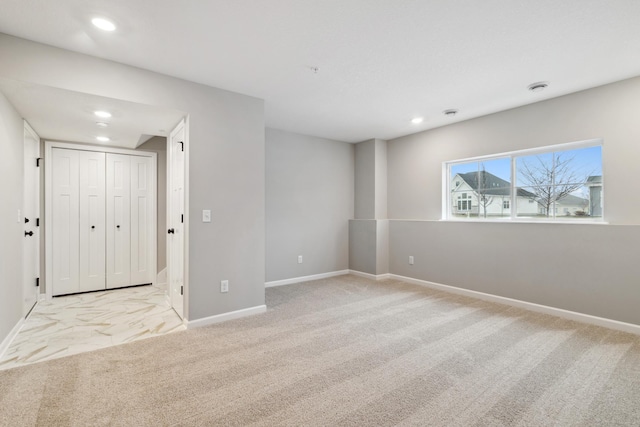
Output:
[
  {"xmin": 220, "ymin": 280, "xmax": 229, "ymax": 293},
  {"xmin": 298, "ymin": 255, "xmax": 303, "ymax": 264},
  {"xmin": 409, "ymin": 256, "xmax": 414, "ymax": 265}
]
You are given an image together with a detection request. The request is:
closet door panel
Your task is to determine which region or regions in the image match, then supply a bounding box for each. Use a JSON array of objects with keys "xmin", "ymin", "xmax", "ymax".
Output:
[
  {"xmin": 130, "ymin": 156, "xmax": 154, "ymax": 285},
  {"xmin": 79, "ymin": 151, "xmax": 106, "ymax": 292},
  {"xmin": 106, "ymin": 154, "xmax": 131, "ymax": 289},
  {"xmin": 51, "ymin": 148, "xmax": 80, "ymax": 296}
]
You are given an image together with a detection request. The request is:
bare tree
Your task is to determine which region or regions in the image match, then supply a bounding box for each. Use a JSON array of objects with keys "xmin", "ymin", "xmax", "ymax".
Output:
[
  {"xmin": 475, "ymin": 164, "xmax": 494, "ymax": 218},
  {"xmin": 518, "ymin": 153, "xmax": 587, "ymax": 217}
]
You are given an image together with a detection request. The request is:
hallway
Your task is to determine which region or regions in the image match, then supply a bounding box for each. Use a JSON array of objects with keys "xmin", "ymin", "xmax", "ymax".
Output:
[{"xmin": 0, "ymin": 285, "xmax": 184, "ymax": 370}]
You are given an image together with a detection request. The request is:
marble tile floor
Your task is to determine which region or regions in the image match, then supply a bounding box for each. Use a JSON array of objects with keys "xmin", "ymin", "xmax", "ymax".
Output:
[{"xmin": 0, "ymin": 285, "xmax": 185, "ymax": 370}]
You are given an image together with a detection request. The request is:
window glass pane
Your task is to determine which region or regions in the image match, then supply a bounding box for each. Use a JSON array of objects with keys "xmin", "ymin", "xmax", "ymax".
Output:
[
  {"xmin": 515, "ymin": 146, "xmax": 603, "ymax": 219},
  {"xmin": 450, "ymin": 158, "xmax": 511, "ymax": 218}
]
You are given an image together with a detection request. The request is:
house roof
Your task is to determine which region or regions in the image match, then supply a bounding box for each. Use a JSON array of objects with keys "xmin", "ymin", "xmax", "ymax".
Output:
[
  {"xmin": 457, "ymin": 171, "xmax": 536, "ymax": 198},
  {"xmin": 587, "ymin": 175, "xmax": 603, "ymax": 184}
]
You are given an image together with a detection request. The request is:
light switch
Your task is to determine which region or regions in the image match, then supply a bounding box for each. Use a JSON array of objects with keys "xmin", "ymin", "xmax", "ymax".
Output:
[{"xmin": 202, "ymin": 209, "xmax": 211, "ymax": 222}]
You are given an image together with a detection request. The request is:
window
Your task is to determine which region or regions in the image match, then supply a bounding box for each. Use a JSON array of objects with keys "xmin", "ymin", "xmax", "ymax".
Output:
[{"xmin": 445, "ymin": 140, "xmax": 603, "ymax": 221}]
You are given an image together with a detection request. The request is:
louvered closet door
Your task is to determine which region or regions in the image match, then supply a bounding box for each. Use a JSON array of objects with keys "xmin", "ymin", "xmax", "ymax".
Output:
[
  {"xmin": 106, "ymin": 153, "xmax": 131, "ymax": 289},
  {"xmin": 130, "ymin": 155, "xmax": 154, "ymax": 285},
  {"xmin": 79, "ymin": 151, "xmax": 106, "ymax": 292},
  {"xmin": 51, "ymin": 148, "xmax": 81, "ymax": 296}
]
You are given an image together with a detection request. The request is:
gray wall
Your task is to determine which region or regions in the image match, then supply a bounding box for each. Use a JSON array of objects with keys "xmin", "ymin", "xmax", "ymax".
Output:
[
  {"xmin": 387, "ymin": 76, "xmax": 640, "ymax": 325},
  {"xmin": 0, "ymin": 34, "xmax": 265, "ymax": 326},
  {"xmin": 137, "ymin": 136, "xmax": 167, "ymax": 272},
  {"xmin": 350, "ymin": 138, "xmax": 388, "ymax": 275},
  {"xmin": 354, "ymin": 140, "xmax": 375, "ymax": 219},
  {"xmin": 266, "ymin": 128, "xmax": 353, "ymax": 282},
  {"xmin": 0, "ymin": 91, "xmax": 25, "ymax": 342}
]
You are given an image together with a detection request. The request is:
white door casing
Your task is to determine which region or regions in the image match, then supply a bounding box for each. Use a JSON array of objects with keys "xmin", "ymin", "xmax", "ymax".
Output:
[
  {"xmin": 106, "ymin": 153, "xmax": 132, "ymax": 289},
  {"xmin": 79, "ymin": 151, "xmax": 106, "ymax": 292},
  {"xmin": 22, "ymin": 122, "xmax": 40, "ymax": 315},
  {"xmin": 168, "ymin": 120, "xmax": 186, "ymax": 319}
]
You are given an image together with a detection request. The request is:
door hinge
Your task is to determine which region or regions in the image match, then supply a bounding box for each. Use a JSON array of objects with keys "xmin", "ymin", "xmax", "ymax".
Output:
[
  {"xmin": 178, "ymin": 141, "xmax": 184, "ymax": 152},
  {"xmin": 181, "ymin": 214, "xmax": 183, "ymax": 223},
  {"xmin": 36, "ymin": 157, "xmax": 42, "ymax": 167},
  {"xmin": 180, "ymin": 285, "xmax": 183, "ymax": 296},
  {"xmin": 36, "ymin": 277, "xmax": 40, "ymax": 287},
  {"xmin": 36, "ymin": 218, "xmax": 40, "ymax": 227}
]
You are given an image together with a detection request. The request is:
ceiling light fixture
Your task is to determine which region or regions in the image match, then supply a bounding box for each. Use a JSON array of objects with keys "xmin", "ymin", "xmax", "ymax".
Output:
[
  {"xmin": 96, "ymin": 122, "xmax": 109, "ymax": 127},
  {"xmin": 91, "ymin": 17, "xmax": 116, "ymax": 32},
  {"xmin": 411, "ymin": 117, "xmax": 424, "ymax": 124},
  {"xmin": 528, "ymin": 82, "xmax": 549, "ymax": 92},
  {"xmin": 96, "ymin": 136, "xmax": 110, "ymax": 142},
  {"xmin": 94, "ymin": 110, "xmax": 112, "ymax": 118},
  {"xmin": 443, "ymin": 109, "xmax": 458, "ymax": 117}
]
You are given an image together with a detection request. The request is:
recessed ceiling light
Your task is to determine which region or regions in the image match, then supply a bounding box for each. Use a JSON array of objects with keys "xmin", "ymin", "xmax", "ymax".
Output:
[
  {"xmin": 91, "ymin": 17, "xmax": 116, "ymax": 32},
  {"xmin": 96, "ymin": 136, "xmax": 110, "ymax": 142},
  {"xmin": 96, "ymin": 122, "xmax": 109, "ymax": 127},
  {"xmin": 528, "ymin": 82, "xmax": 549, "ymax": 92},
  {"xmin": 443, "ymin": 109, "xmax": 458, "ymax": 117},
  {"xmin": 94, "ymin": 110, "xmax": 112, "ymax": 118},
  {"xmin": 411, "ymin": 117, "xmax": 424, "ymax": 124}
]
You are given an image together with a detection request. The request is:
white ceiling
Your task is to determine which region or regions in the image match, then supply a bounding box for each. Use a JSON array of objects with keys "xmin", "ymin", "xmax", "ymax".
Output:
[
  {"xmin": 0, "ymin": 78, "xmax": 185, "ymax": 148},
  {"xmin": 1, "ymin": 0, "xmax": 640, "ymax": 143}
]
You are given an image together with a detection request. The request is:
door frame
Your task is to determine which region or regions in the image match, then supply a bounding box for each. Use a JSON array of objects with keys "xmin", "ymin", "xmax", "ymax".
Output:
[
  {"xmin": 23, "ymin": 120, "xmax": 41, "ymax": 316},
  {"xmin": 44, "ymin": 141, "xmax": 157, "ymax": 300},
  {"xmin": 167, "ymin": 117, "xmax": 189, "ymax": 320}
]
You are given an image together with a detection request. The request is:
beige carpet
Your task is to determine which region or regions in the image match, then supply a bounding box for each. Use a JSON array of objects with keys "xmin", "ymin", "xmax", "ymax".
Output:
[{"xmin": 1, "ymin": 275, "xmax": 639, "ymax": 426}]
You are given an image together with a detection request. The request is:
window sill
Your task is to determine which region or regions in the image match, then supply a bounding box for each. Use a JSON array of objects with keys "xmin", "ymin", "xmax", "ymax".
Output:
[{"xmin": 440, "ymin": 218, "xmax": 608, "ymax": 225}]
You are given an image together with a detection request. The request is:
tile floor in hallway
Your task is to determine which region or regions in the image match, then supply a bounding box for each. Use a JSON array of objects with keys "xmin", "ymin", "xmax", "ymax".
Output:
[{"xmin": 0, "ymin": 285, "xmax": 185, "ymax": 370}]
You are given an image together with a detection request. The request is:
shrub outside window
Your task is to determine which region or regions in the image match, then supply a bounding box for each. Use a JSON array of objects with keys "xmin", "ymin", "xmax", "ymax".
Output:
[{"xmin": 445, "ymin": 140, "xmax": 603, "ymax": 221}]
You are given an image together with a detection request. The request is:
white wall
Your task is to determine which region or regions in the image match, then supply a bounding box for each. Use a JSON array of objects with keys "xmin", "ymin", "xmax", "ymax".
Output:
[
  {"xmin": 0, "ymin": 91, "xmax": 25, "ymax": 341},
  {"xmin": 266, "ymin": 128, "xmax": 353, "ymax": 282},
  {"xmin": 0, "ymin": 34, "xmax": 265, "ymax": 325},
  {"xmin": 387, "ymin": 76, "xmax": 640, "ymax": 325}
]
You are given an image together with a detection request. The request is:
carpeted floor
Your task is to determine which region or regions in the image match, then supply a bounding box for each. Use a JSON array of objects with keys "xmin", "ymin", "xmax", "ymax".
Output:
[{"xmin": 1, "ymin": 275, "xmax": 639, "ymax": 426}]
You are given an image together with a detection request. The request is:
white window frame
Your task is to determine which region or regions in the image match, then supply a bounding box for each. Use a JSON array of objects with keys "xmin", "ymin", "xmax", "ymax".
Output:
[{"xmin": 442, "ymin": 138, "xmax": 604, "ymax": 223}]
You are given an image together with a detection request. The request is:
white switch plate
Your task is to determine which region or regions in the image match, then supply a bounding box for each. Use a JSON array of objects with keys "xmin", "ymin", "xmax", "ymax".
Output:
[
  {"xmin": 202, "ymin": 209, "xmax": 211, "ymax": 222},
  {"xmin": 220, "ymin": 280, "xmax": 229, "ymax": 293},
  {"xmin": 298, "ymin": 255, "xmax": 303, "ymax": 264},
  {"xmin": 409, "ymin": 256, "xmax": 414, "ymax": 265}
]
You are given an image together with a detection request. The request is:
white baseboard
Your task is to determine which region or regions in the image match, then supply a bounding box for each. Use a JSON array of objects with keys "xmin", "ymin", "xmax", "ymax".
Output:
[
  {"xmin": 265, "ymin": 270, "xmax": 350, "ymax": 288},
  {"xmin": 349, "ymin": 270, "xmax": 391, "ymax": 281},
  {"xmin": 389, "ymin": 274, "xmax": 640, "ymax": 336},
  {"xmin": 187, "ymin": 305, "xmax": 267, "ymax": 329},
  {"xmin": 0, "ymin": 317, "xmax": 25, "ymax": 360}
]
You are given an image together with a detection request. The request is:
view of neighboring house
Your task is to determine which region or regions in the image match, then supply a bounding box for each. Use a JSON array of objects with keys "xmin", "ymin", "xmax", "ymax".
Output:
[
  {"xmin": 451, "ymin": 171, "xmax": 538, "ymax": 217},
  {"xmin": 586, "ymin": 175, "xmax": 603, "ymax": 217},
  {"xmin": 452, "ymin": 171, "xmax": 599, "ymax": 218},
  {"xmin": 549, "ymin": 194, "xmax": 589, "ymax": 216}
]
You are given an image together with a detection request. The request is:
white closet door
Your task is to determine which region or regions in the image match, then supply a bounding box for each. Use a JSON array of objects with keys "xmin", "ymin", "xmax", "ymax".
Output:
[
  {"xmin": 130, "ymin": 155, "xmax": 154, "ymax": 285},
  {"xmin": 106, "ymin": 153, "xmax": 131, "ymax": 289},
  {"xmin": 79, "ymin": 151, "xmax": 106, "ymax": 292},
  {"xmin": 51, "ymin": 148, "xmax": 80, "ymax": 296}
]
